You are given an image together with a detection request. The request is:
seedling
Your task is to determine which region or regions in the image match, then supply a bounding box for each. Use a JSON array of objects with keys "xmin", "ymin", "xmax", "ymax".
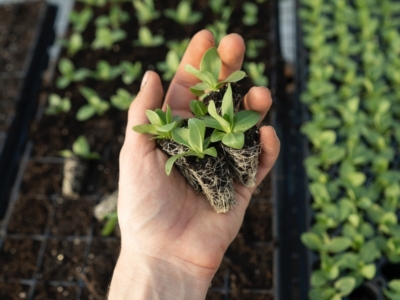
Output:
[
  {"xmin": 60, "ymin": 32, "xmax": 84, "ymax": 57},
  {"xmin": 210, "ymin": 0, "xmax": 227, "ymax": 15},
  {"xmin": 132, "ymin": 0, "xmax": 160, "ymax": 25},
  {"xmin": 132, "ymin": 105, "xmax": 183, "ymax": 140},
  {"xmin": 59, "ymin": 135, "xmax": 101, "ymax": 160},
  {"xmin": 156, "ymin": 50, "xmax": 180, "ymax": 80},
  {"xmin": 95, "ymin": 4, "xmax": 129, "ymax": 29},
  {"xmin": 165, "ymin": 118, "xmax": 217, "ymax": 175},
  {"xmin": 119, "ymin": 61, "xmax": 142, "ymax": 84},
  {"xmin": 91, "ymin": 27, "xmax": 127, "ymax": 50},
  {"xmin": 76, "ymin": 87, "xmax": 110, "ymax": 121},
  {"xmin": 384, "ymin": 280, "xmax": 400, "ymax": 300},
  {"xmin": 111, "ymin": 88, "xmax": 135, "ymax": 110},
  {"xmin": 203, "ymin": 84, "xmax": 260, "ymax": 149},
  {"xmin": 164, "ymin": 1, "xmax": 202, "ymax": 25},
  {"xmin": 101, "ymin": 212, "xmax": 118, "ymax": 236},
  {"xmin": 244, "ymin": 62, "xmax": 268, "ymax": 86},
  {"xmin": 206, "ymin": 8, "xmax": 232, "ymax": 44},
  {"xmin": 133, "ymin": 26, "xmax": 164, "ymax": 47},
  {"xmin": 69, "ymin": 7, "xmax": 93, "ymax": 32},
  {"xmin": 45, "ymin": 94, "xmax": 71, "ymax": 116},
  {"xmin": 166, "ymin": 38, "xmax": 189, "ymax": 57},
  {"xmin": 242, "ymin": 2, "xmax": 258, "ymax": 26},
  {"xmin": 90, "ymin": 60, "xmax": 121, "ymax": 81},
  {"xmin": 185, "ymin": 47, "xmax": 246, "ymax": 96},
  {"xmin": 56, "ymin": 58, "xmax": 90, "ymax": 89},
  {"xmin": 246, "ymin": 39, "xmax": 266, "ymax": 59}
]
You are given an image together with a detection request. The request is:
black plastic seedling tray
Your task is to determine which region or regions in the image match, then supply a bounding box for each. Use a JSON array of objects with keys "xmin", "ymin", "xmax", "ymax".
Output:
[{"xmin": 0, "ymin": 1, "xmax": 57, "ymax": 218}]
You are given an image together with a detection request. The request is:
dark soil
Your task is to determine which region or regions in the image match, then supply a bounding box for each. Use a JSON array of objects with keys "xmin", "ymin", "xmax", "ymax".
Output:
[{"xmin": 0, "ymin": 0, "xmax": 278, "ymax": 299}]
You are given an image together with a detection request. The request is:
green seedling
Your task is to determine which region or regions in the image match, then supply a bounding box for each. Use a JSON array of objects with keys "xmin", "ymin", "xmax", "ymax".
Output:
[
  {"xmin": 309, "ymin": 277, "xmax": 356, "ymax": 300},
  {"xmin": 101, "ymin": 211, "xmax": 118, "ymax": 236},
  {"xmin": 69, "ymin": 7, "xmax": 93, "ymax": 32},
  {"xmin": 164, "ymin": 1, "xmax": 202, "ymax": 25},
  {"xmin": 45, "ymin": 94, "xmax": 71, "ymax": 116},
  {"xmin": 157, "ymin": 50, "xmax": 180, "ymax": 81},
  {"xmin": 206, "ymin": 8, "xmax": 232, "ymax": 43},
  {"xmin": 90, "ymin": 60, "xmax": 121, "ymax": 81},
  {"xmin": 246, "ymin": 39, "xmax": 266, "ymax": 59},
  {"xmin": 185, "ymin": 47, "xmax": 246, "ymax": 96},
  {"xmin": 202, "ymin": 84, "xmax": 260, "ymax": 149},
  {"xmin": 56, "ymin": 58, "xmax": 90, "ymax": 89},
  {"xmin": 59, "ymin": 135, "xmax": 101, "ymax": 160},
  {"xmin": 189, "ymin": 100, "xmax": 207, "ymax": 117},
  {"xmin": 165, "ymin": 118, "xmax": 217, "ymax": 175},
  {"xmin": 111, "ymin": 88, "xmax": 135, "ymax": 110},
  {"xmin": 133, "ymin": 26, "xmax": 164, "ymax": 47},
  {"xmin": 91, "ymin": 27, "xmax": 127, "ymax": 50},
  {"xmin": 210, "ymin": 0, "xmax": 227, "ymax": 15},
  {"xmin": 244, "ymin": 62, "xmax": 268, "ymax": 86},
  {"xmin": 132, "ymin": 0, "xmax": 160, "ymax": 25},
  {"xmin": 60, "ymin": 32, "xmax": 84, "ymax": 57},
  {"xmin": 166, "ymin": 38, "xmax": 189, "ymax": 57},
  {"xmin": 384, "ymin": 280, "xmax": 400, "ymax": 300},
  {"xmin": 132, "ymin": 105, "xmax": 183, "ymax": 140},
  {"xmin": 242, "ymin": 2, "xmax": 258, "ymax": 26},
  {"xmin": 76, "ymin": 87, "xmax": 110, "ymax": 121},
  {"xmin": 119, "ymin": 61, "xmax": 142, "ymax": 84},
  {"xmin": 78, "ymin": 0, "xmax": 107, "ymax": 6},
  {"xmin": 44, "ymin": 94, "xmax": 71, "ymax": 116},
  {"xmin": 95, "ymin": 4, "xmax": 129, "ymax": 28}
]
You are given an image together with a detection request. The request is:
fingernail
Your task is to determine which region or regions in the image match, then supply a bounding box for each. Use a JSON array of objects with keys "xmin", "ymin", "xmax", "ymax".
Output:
[{"xmin": 141, "ymin": 71, "xmax": 150, "ymax": 89}]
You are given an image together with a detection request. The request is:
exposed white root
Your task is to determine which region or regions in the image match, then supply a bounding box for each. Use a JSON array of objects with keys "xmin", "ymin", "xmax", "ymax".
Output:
[
  {"xmin": 62, "ymin": 156, "xmax": 87, "ymax": 199},
  {"xmin": 224, "ymin": 144, "xmax": 261, "ymax": 188}
]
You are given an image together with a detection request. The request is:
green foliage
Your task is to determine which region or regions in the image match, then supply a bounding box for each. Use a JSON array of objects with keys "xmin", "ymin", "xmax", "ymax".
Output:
[
  {"xmin": 242, "ymin": 2, "xmax": 258, "ymax": 26},
  {"xmin": 245, "ymin": 39, "xmax": 266, "ymax": 59},
  {"xmin": 132, "ymin": 105, "xmax": 183, "ymax": 140},
  {"xmin": 384, "ymin": 280, "xmax": 400, "ymax": 300},
  {"xmin": 133, "ymin": 26, "xmax": 164, "ymax": 47},
  {"xmin": 166, "ymin": 38, "xmax": 189, "ymax": 57},
  {"xmin": 61, "ymin": 32, "xmax": 84, "ymax": 57},
  {"xmin": 76, "ymin": 87, "xmax": 110, "ymax": 121},
  {"xmin": 90, "ymin": 60, "xmax": 121, "ymax": 81},
  {"xmin": 91, "ymin": 27, "xmax": 126, "ymax": 50},
  {"xmin": 95, "ymin": 4, "xmax": 129, "ymax": 28},
  {"xmin": 101, "ymin": 212, "xmax": 118, "ymax": 236},
  {"xmin": 202, "ymin": 84, "xmax": 260, "ymax": 149},
  {"xmin": 69, "ymin": 7, "xmax": 93, "ymax": 32},
  {"xmin": 156, "ymin": 50, "xmax": 180, "ymax": 80},
  {"xmin": 164, "ymin": 1, "xmax": 202, "ymax": 25},
  {"xmin": 111, "ymin": 88, "xmax": 135, "ymax": 110},
  {"xmin": 244, "ymin": 62, "xmax": 268, "ymax": 86},
  {"xmin": 132, "ymin": 0, "xmax": 160, "ymax": 25},
  {"xmin": 45, "ymin": 94, "xmax": 71, "ymax": 116},
  {"xmin": 165, "ymin": 118, "xmax": 217, "ymax": 175},
  {"xmin": 119, "ymin": 61, "xmax": 142, "ymax": 85},
  {"xmin": 59, "ymin": 135, "xmax": 101, "ymax": 160},
  {"xmin": 206, "ymin": 8, "xmax": 232, "ymax": 44},
  {"xmin": 56, "ymin": 58, "xmax": 90, "ymax": 89},
  {"xmin": 77, "ymin": 0, "xmax": 107, "ymax": 7},
  {"xmin": 185, "ymin": 47, "xmax": 246, "ymax": 96},
  {"xmin": 209, "ymin": 0, "xmax": 227, "ymax": 15}
]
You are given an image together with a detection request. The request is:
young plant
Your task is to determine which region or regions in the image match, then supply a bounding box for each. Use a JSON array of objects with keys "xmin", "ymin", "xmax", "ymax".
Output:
[
  {"xmin": 91, "ymin": 27, "xmax": 127, "ymax": 50},
  {"xmin": 132, "ymin": 0, "xmax": 160, "ymax": 25},
  {"xmin": 203, "ymin": 84, "xmax": 260, "ymax": 149},
  {"xmin": 119, "ymin": 61, "xmax": 142, "ymax": 84},
  {"xmin": 111, "ymin": 88, "xmax": 135, "ymax": 110},
  {"xmin": 163, "ymin": 1, "xmax": 202, "ymax": 25},
  {"xmin": 101, "ymin": 211, "xmax": 118, "ymax": 236},
  {"xmin": 244, "ymin": 62, "xmax": 268, "ymax": 86},
  {"xmin": 242, "ymin": 2, "xmax": 258, "ymax": 26},
  {"xmin": 95, "ymin": 4, "xmax": 130, "ymax": 29},
  {"xmin": 69, "ymin": 7, "xmax": 93, "ymax": 32},
  {"xmin": 59, "ymin": 135, "xmax": 101, "ymax": 160},
  {"xmin": 133, "ymin": 26, "xmax": 164, "ymax": 47},
  {"xmin": 76, "ymin": 87, "xmax": 110, "ymax": 121},
  {"xmin": 90, "ymin": 60, "xmax": 121, "ymax": 81},
  {"xmin": 165, "ymin": 118, "xmax": 217, "ymax": 175},
  {"xmin": 166, "ymin": 38, "xmax": 189, "ymax": 57},
  {"xmin": 132, "ymin": 105, "xmax": 183, "ymax": 140},
  {"xmin": 246, "ymin": 39, "xmax": 266, "ymax": 59},
  {"xmin": 45, "ymin": 94, "xmax": 71, "ymax": 116},
  {"xmin": 209, "ymin": 0, "xmax": 227, "ymax": 15},
  {"xmin": 156, "ymin": 50, "xmax": 180, "ymax": 81},
  {"xmin": 60, "ymin": 32, "xmax": 84, "ymax": 57},
  {"xmin": 185, "ymin": 47, "xmax": 246, "ymax": 96},
  {"xmin": 56, "ymin": 58, "xmax": 90, "ymax": 89}
]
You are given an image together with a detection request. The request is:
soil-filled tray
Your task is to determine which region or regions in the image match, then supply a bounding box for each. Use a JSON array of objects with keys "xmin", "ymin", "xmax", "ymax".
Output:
[
  {"xmin": 0, "ymin": 1, "xmax": 57, "ymax": 218},
  {"xmin": 0, "ymin": 0, "xmax": 283, "ymax": 299}
]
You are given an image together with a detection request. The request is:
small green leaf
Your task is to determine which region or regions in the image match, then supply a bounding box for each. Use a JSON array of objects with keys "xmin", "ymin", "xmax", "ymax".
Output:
[
  {"xmin": 59, "ymin": 58, "xmax": 74, "ymax": 75},
  {"xmin": 73, "ymin": 135, "xmax": 90, "ymax": 158},
  {"xmin": 233, "ymin": 110, "xmax": 260, "ymax": 132},
  {"xmin": 211, "ymin": 131, "xmax": 225, "ymax": 142},
  {"xmin": 388, "ymin": 280, "xmax": 400, "ymax": 294},
  {"xmin": 172, "ymin": 128, "xmax": 191, "ymax": 148},
  {"xmin": 221, "ymin": 84, "xmax": 234, "ymax": 122},
  {"xmin": 222, "ymin": 132, "xmax": 245, "ymax": 149},
  {"xmin": 166, "ymin": 105, "xmax": 172, "ymax": 124},
  {"xmin": 203, "ymin": 147, "xmax": 217, "ymax": 157},
  {"xmin": 360, "ymin": 264, "xmax": 376, "ymax": 279},
  {"xmin": 157, "ymin": 122, "xmax": 177, "ymax": 133},
  {"xmin": 146, "ymin": 110, "xmax": 163, "ymax": 126},
  {"xmin": 190, "ymin": 100, "xmax": 207, "ymax": 117},
  {"xmin": 76, "ymin": 105, "xmax": 96, "ymax": 121},
  {"xmin": 208, "ymin": 101, "xmax": 231, "ymax": 132},
  {"xmin": 311, "ymin": 270, "xmax": 328, "ymax": 287},
  {"xmin": 59, "ymin": 150, "xmax": 73, "ymax": 158},
  {"xmin": 202, "ymin": 116, "xmax": 224, "ymax": 131},
  {"xmin": 188, "ymin": 118, "xmax": 205, "ymax": 153},
  {"xmin": 334, "ymin": 276, "xmax": 356, "ymax": 296},
  {"xmin": 165, "ymin": 152, "xmax": 188, "ymax": 175},
  {"xmin": 221, "ymin": 70, "xmax": 247, "ymax": 84},
  {"xmin": 132, "ymin": 124, "xmax": 159, "ymax": 135},
  {"xmin": 325, "ymin": 237, "xmax": 352, "ymax": 253},
  {"xmin": 200, "ymin": 47, "xmax": 221, "ymax": 82},
  {"xmin": 301, "ymin": 232, "xmax": 323, "ymax": 251}
]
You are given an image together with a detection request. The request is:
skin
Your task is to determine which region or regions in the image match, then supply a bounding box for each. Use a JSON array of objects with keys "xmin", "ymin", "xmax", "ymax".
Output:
[{"xmin": 109, "ymin": 30, "xmax": 280, "ymax": 299}]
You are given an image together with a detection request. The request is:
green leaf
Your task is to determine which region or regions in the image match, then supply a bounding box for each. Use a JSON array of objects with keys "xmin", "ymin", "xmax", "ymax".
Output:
[
  {"xmin": 185, "ymin": 64, "xmax": 213, "ymax": 88},
  {"xmin": 324, "ymin": 237, "xmax": 352, "ymax": 253},
  {"xmin": 233, "ymin": 110, "xmax": 260, "ymax": 132},
  {"xmin": 59, "ymin": 149, "xmax": 73, "ymax": 158},
  {"xmin": 73, "ymin": 135, "xmax": 90, "ymax": 157},
  {"xmin": 172, "ymin": 128, "xmax": 190, "ymax": 148},
  {"xmin": 56, "ymin": 76, "xmax": 70, "ymax": 89},
  {"xmin": 188, "ymin": 118, "xmax": 205, "ymax": 153},
  {"xmin": 208, "ymin": 101, "xmax": 231, "ymax": 132},
  {"xmin": 388, "ymin": 280, "xmax": 400, "ymax": 294},
  {"xmin": 222, "ymin": 132, "xmax": 245, "ymax": 149},
  {"xmin": 59, "ymin": 58, "xmax": 74, "ymax": 75},
  {"xmin": 311, "ymin": 270, "xmax": 328, "ymax": 287},
  {"xmin": 221, "ymin": 70, "xmax": 247, "ymax": 84},
  {"xmin": 190, "ymin": 100, "xmax": 207, "ymax": 117},
  {"xmin": 146, "ymin": 110, "xmax": 163, "ymax": 126},
  {"xmin": 132, "ymin": 124, "xmax": 159, "ymax": 135},
  {"xmin": 203, "ymin": 147, "xmax": 217, "ymax": 157},
  {"xmin": 301, "ymin": 232, "xmax": 323, "ymax": 251},
  {"xmin": 221, "ymin": 84, "xmax": 234, "ymax": 122},
  {"xmin": 211, "ymin": 131, "xmax": 225, "ymax": 142},
  {"xmin": 202, "ymin": 116, "xmax": 224, "ymax": 131},
  {"xmin": 165, "ymin": 152, "xmax": 189, "ymax": 175},
  {"xmin": 76, "ymin": 105, "xmax": 96, "ymax": 121},
  {"xmin": 157, "ymin": 122, "xmax": 177, "ymax": 133},
  {"xmin": 200, "ymin": 47, "xmax": 221, "ymax": 82},
  {"xmin": 334, "ymin": 276, "xmax": 356, "ymax": 296},
  {"xmin": 309, "ymin": 287, "xmax": 336, "ymax": 300},
  {"xmin": 360, "ymin": 264, "xmax": 376, "ymax": 279},
  {"xmin": 101, "ymin": 214, "xmax": 118, "ymax": 236},
  {"xmin": 166, "ymin": 105, "xmax": 173, "ymax": 124}
]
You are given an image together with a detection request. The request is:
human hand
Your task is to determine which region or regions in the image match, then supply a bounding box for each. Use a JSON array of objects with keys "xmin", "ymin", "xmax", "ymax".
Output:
[{"xmin": 109, "ymin": 30, "xmax": 280, "ymax": 299}]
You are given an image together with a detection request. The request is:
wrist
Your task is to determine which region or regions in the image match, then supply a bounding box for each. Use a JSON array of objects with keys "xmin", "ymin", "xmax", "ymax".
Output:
[{"xmin": 108, "ymin": 247, "xmax": 214, "ymax": 300}]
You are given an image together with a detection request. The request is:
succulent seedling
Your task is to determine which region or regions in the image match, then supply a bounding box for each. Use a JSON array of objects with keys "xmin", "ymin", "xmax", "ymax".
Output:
[
  {"xmin": 111, "ymin": 88, "xmax": 135, "ymax": 111},
  {"xmin": 91, "ymin": 27, "xmax": 126, "ymax": 50},
  {"xmin": 164, "ymin": 1, "xmax": 202, "ymax": 25},
  {"xmin": 76, "ymin": 87, "xmax": 110, "ymax": 121},
  {"xmin": 59, "ymin": 135, "xmax": 101, "ymax": 160},
  {"xmin": 133, "ymin": 26, "xmax": 164, "ymax": 47},
  {"xmin": 119, "ymin": 61, "xmax": 142, "ymax": 84},
  {"xmin": 56, "ymin": 58, "xmax": 90, "ymax": 89},
  {"xmin": 45, "ymin": 94, "xmax": 71, "ymax": 116}
]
